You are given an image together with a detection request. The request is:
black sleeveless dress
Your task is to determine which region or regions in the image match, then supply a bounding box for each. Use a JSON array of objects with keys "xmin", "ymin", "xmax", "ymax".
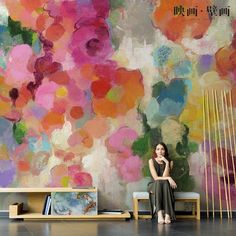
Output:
[{"xmin": 147, "ymin": 159, "xmax": 176, "ymax": 220}]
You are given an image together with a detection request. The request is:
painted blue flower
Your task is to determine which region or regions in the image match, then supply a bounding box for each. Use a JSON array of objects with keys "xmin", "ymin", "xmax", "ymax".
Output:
[{"xmin": 152, "ymin": 45, "xmax": 172, "ymax": 67}]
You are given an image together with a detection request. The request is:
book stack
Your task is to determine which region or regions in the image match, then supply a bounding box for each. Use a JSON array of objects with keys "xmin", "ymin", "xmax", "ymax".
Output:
[
  {"xmin": 98, "ymin": 209, "xmax": 124, "ymax": 215},
  {"xmin": 42, "ymin": 195, "xmax": 51, "ymax": 215}
]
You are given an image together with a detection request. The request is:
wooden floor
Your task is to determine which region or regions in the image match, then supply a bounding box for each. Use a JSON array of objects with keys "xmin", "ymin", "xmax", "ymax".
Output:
[{"xmin": 0, "ymin": 217, "xmax": 235, "ymax": 236}]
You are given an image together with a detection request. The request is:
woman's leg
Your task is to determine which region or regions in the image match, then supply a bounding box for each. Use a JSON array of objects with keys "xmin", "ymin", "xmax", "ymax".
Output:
[
  {"xmin": 162, "ymin": 180, "xmax": 176, "ymax": 223},
  {"xmin": 154, "ymin": 180, "xmax": 165, "ymax": 224}
]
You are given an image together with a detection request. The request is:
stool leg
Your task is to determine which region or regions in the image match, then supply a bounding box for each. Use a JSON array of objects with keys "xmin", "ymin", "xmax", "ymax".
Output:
[
  {"xmin": 133, "ymin": 198, "xmax": 139, "ymax": 220},
  {"xmin": 196, "ymin": 198, "xmax": 200, "ymax": 220},
  {"xmin": 192, "ymin": 201, "xmax": 196, "ymax": 216}
]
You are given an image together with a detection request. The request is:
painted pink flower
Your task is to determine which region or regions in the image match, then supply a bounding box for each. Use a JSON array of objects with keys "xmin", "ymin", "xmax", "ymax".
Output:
[
  {"xmin": 5, "ymin": 44, "xmax": 34, "ymax": 87},
  {"xmin": 68, "ymin": 164, "xmax": 81, "ymax": 176},
  {"xmin": 67, "ymin": 80, "xmax": 88, "ymax": 107},
  {"xmin": 107, "ymin": 127, "xmax": 138, "ymax": 156},
  {"xmin": 73, "ymin": 172, "xmax": 93, "ymax": 186},
  {"xmin": 60, "ymin": 0, "xmax": 110, "ymax": 21},
  {"xmin": 35, "ymin": 81, "xmax": 58, "ymax": 110},
  {"xmin": 69, "ymin": 17, "xmax": 113, "ymax": 65},
  {"xmin": 117, "ymin": 155, "xmax": 143, "ymax": 182},
  {"xmin": 60, "ymin": 1, "xmax": 78, "ymax": 19},
  {"xmin": 92, "ymin": 0, "xmax": 110, "ymax": 18}
]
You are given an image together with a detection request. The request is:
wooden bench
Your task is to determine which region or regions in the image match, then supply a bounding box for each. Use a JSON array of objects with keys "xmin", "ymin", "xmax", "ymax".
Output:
[{"xmin": 133, "ymin": 191, "xmax": 200, "ymax": 220}]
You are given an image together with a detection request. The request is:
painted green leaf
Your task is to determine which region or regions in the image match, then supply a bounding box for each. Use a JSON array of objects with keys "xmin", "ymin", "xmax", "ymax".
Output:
[
  {"xmin": 110, "ymin": 0, "xmax": 125, "ymax": 10},
  {"xmin": 13, "ymin": 122, "xmax": 27, "ymax": 144},
  {"xmin": 8, "ymin": 17, "xmax": 35, "ymax": 46},
  {"xmin": 189, "ymin": 142, "xmax": 198, "ymax": 153},
  {"xmin": 152, "ymin": 81, "xmax": 166, "ymax": 98},
  {"xmin": 132, "ymin": 135, "xmax": 149, "ymax": 157}
]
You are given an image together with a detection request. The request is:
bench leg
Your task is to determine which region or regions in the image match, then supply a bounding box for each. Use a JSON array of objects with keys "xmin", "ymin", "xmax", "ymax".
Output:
[
  {"xmin": 192, "ymin": 202, "xmax": 196, "ymax": 216},
  {"xmin": 196, "ymin": 198, "xmax": 200, "ymax": 220},
  {"xmin": 133, "ymin": 198, "xmax": 139, "ymax": 220},
  {"xmin": 191, "ymin": 200, "xmax": 200, "ymax": 220}
]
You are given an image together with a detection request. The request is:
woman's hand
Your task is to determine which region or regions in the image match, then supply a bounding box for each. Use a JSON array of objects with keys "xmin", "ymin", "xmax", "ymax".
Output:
[
  {"xmin": 168, "ymin": 177, "xmax": 177, "ymax": 189},
  {"xmin": 157, "ymin": 155, "xmax": 169, "ymax": 163}
]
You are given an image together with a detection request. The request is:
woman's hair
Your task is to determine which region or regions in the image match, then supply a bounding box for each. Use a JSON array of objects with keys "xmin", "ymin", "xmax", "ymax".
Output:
[{"xmin": 153, "ymin": 142, "xmax": 169, "ymax": 159}]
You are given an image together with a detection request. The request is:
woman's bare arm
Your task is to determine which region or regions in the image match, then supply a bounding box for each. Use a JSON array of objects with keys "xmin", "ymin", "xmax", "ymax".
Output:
[
  {"xmin": 149, "ymin": 159, "xmax": 177, "ymax": 188},
  {"xmin": 148, "ymin": 159, "xmax": 170, "ymax": 181},
  {"xmin": 162, "ymin": 160, "xmax": 173, "ymax": 177}
]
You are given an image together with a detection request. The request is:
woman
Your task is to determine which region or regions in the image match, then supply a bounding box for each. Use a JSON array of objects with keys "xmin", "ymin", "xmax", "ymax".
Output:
[{"xmin": 148, "ymin": 142, "xmax": 177, "ymax": 224}]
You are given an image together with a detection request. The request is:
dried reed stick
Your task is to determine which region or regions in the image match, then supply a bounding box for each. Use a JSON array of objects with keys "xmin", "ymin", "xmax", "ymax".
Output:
[
  {"xmin": 221, "ymin": 90, "xmax": 232, "ymax": 218},
  {"xmin": 211, "ymin": 90, "xmax": 222, "ymax": 219},
  {"xmin": 223, "ymin": 91, "xmax": 232, "ymax": 218},
  {"xmin": 202, "ymin": 90, "xmax": 209, "ymax": 218},
  {"xmin": 206, "ymin": 90, "xmax": 215, "ymax": 218}
]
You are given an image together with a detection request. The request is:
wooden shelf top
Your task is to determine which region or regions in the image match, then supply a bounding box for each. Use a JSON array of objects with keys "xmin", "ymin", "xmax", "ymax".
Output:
[
  {"xmin": 0, "ymin": 187, "xmax": 97, "ymax": 193},
  {"xmin": 10, "ymin": 211, "xmax": 131, "ymax": 219}
]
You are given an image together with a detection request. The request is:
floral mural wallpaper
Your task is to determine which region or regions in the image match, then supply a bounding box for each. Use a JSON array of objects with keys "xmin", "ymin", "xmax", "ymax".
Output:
[{"xmin": 0, "ymin": 0, "xmax": 236, "ymax": 211}]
